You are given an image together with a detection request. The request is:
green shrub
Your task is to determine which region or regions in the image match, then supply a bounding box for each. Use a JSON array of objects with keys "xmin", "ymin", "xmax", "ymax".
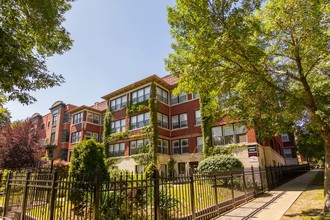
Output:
[
  {"xmin": 208, "ymin": 147, "xmax": 230, "ymax": 156},
  {"xmin": 197, "ymin": 155, "xmax": 243, "ymax": 173},
  {"xmin": 69, "ymin": 139, "xmax": 108, "ymax": 180},
  {"xmin": 144, "ymin": 163, "xmax": 157, "ymax": 179}
]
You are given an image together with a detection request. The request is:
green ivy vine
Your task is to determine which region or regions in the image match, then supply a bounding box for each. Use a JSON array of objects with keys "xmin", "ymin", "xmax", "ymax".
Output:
[{"xmin": 126, "ymin": 99, "xmax": 149, "ymax": 116}]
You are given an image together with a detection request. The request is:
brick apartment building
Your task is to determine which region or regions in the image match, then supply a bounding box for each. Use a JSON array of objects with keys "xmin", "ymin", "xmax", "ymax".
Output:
[{"xmin": 31, "ymin": 74, "xmax": 298, "ymax": 174}]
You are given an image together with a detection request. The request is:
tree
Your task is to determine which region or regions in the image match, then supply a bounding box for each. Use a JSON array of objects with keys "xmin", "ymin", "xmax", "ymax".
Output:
[
  {"xmin": 0, "ymin": 0, "xmax": 75, "ymax": 104},
  {"xmin": 0, "ymin": 95, "xmax": 11, "ymax": 128},
  {"xmin": 167, "ymin": 0, "xmax": 330, "ymax": 211},
  {"xmin": 0, "ymin": 119, "xmax": 44, "ymax": 170}
]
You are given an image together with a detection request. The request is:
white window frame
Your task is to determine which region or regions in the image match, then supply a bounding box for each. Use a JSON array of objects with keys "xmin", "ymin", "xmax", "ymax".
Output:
[
  {"xmin": 171, "ymin": 93, "xmax": 187, "ymax": 105},
  {"xmin": 72, "ymin": 112, "xmax": 83, "ymax": 124},
  {"xmin": 110, "ymin": 95, "xmax": 127, "ymax": 111},
  {"xmin": 131, "ymin": 86, "xmax": 151, "ymax": 104},
  {"xmin": 171, "ymin": 113, "xmax": 188, "ymax": 130},
  {"xmin": 130, "ymin": 112, "xmax": 150, "ymax": 129},
  {"xmin": 71, "ymin": 131, "xmax": 81, "ymax": 143},
  {"xmin": 156, "ymin": 87, "xmax": 168, "ymax": 104},
  {"xmin": 197, "ymin": 137, "xmax": 203, "ymax": 153},
  {"xmin": 111, "ymin": 119, "xmax": 126, "ymax": 134},
  {"xmin": 195, "ymin": 110, "xmax": 201, "ymax": 125}
]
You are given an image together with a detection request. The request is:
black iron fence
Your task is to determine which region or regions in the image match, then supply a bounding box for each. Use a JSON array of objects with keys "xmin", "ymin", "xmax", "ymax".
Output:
[{"xmin": 0, "ymin": 164, "xmax": 310, "ymax": 220}]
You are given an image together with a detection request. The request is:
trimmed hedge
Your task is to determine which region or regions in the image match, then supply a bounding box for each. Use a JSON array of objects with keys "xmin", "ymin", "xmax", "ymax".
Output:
[{"xmin": 197, "ymin": 155, "xmax": 243, "ymax": 173}]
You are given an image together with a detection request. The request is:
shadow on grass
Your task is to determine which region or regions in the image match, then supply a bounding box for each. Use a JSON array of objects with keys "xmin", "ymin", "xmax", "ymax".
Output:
[{"xmin": 283, "ymin": 209, "xmax": 324, "ymax": 218}]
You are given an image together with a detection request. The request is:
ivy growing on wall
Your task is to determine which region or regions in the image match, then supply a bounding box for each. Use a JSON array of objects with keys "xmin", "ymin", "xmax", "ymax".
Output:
[
  {"xmin": 148, "ymin": 82, "xmax": 158, "ymax": 163},
  {"xmin": 103, "ymin": 110, "xmax": 114, "ymax": 156},
  {"xmin": 126, "ymin": 100, "xmax": 149, "ymax": 116},
  {"xmin": 104, "ymin": 82, "xmax": 159, "ymax": 167}
]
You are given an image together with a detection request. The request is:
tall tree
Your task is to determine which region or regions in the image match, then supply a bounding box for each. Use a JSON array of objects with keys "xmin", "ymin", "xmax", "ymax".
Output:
[
  {"xmin": 0, "ymin": 119, "xmax": 44, "ymax": 170},
  {"xmin": 167, "ymin": 0, "xmax": 330, "ymax": 210},
  {"xmin": 0, "ymin": 0, "xmax": 75, "ymax": 104}
]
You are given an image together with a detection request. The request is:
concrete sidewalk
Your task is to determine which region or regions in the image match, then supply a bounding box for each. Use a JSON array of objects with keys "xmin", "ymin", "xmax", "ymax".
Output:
[{"xmin": 215, "ymin": 169, "xmax": 321, "ymax": 220}]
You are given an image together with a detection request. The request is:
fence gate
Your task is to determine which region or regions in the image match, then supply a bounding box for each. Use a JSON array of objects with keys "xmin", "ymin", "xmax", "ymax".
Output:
[{"xmin": 3, "ymin": 172, "xmax": 53, "ymax": 220}]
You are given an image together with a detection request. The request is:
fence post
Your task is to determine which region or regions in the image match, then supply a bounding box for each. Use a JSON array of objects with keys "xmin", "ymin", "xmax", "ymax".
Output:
[
  {"xmin": 93, "ymin": 170, "xmax": 101, "ymax": 220},
  {"xmin": 230, "ymin": 170, "xmax": 235, "ymax": 207},
  {"xmin": 189, "ymin": 169, "xmax": 196, "ymax": 220},
  {"xmin": 20, "ymin": 172, "xmax": 31, "ymax": 220},
  {"xmin": 269, "ymin": 165, "xmax": 274, "ymax": 189},
  {"xmin": 213, "ymin": 174, "xmax": 219, "ymax": 215},
  {"xmin": 251, "ymin": 166, "xmax": 256, "ymax": 194},
  {"xmin": 3, "ymin": 171, "xmax": 12, "ymax": 219},
  {"xmin": 242, "ymin": 169, "xmax": 247, "ymax": 202},
  {"xmin": 154, "ymin": 168, "xmax": 160, "ymax": 220},
  {"xmin": 258, "ymin": 166, "xmax": 264, "ymax": 192},
  {"xmin": 49, "ymin": 170, "xmax": 58, "ymax": 220}
]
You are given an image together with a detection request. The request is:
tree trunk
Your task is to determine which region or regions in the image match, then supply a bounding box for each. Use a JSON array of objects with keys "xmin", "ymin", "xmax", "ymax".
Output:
[{"xmin": 323, "ymin": 129, "xmax": 330, "ymax": 213}]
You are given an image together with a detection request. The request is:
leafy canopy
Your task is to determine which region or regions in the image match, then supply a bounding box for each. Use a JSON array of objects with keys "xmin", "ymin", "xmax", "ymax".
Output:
[
  {"xmin": 0, "ymin": 0, "xmax": 75, "ymax": 104},
  {"xmin": 0, "ymin": 119, "xmax": 44, "ymax": 170},
  {"xmin": 166, "ymin": 0, "xmax": 330, "ymax": 138}
]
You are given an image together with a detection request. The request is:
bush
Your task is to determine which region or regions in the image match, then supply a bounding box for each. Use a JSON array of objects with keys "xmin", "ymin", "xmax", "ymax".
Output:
[
  {"xmin": 197, "ymin": 155, "xmax": 243, "ymax": 173},
  {"xmin": 69, "ymin": 139, "xmax": 108, "ymax": 180},
  {"xmin": 53, "ymin": 159, "xmax": 70, "ymax": 174},
  {"xmin": 208, "ymin": 147, "xmax": 230, "ymax": 156},
  {"xmin": 144, "ymin": 163, "xmax": 157, "ymax": 179}
]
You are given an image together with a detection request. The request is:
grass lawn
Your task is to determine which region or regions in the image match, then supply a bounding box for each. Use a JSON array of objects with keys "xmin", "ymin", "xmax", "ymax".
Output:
[{"xmin": 281, "ymin": 170, "xmax": 330, "ymax": 220}]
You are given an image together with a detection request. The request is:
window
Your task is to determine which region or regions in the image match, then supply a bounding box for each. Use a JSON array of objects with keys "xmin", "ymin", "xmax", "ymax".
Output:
[
  {"xmin": 157, "ymin": 139, "xmax": 169, "ymax": 154},
  {"xmin": 47, "ymin": 121, "xmax": 50, "ymax": 128},
  {"xmin": 211, "ymin": 123, "xmax": 247, "ymax": 146},
  {"xmin": 156, "ymin": 87, "xmax": 168, "ymax": 104},
  {"xmin": 193, "ymin": 93, "xmax": 199, "ymax": 99},
  {"xmin": 62, "ymin": 130, "xmax": 70, "ymax": 142},
  {"xmin": 111, "ymin": 119, "xmax": 126, "ymax": 133},
  {"xmin": 131, "ymin": 86, "xmax": 150, "ymax": 104},
  {"xmin": 63, "ymin": 112, "xmax": 70, "ymax": 123},
  {"xmin": 130, "ymin": 112, "xmax": 150, "ymax": 129},
  {"xmin": 110, "ymin": 95, "xmax": 127, "ymax": 111},
  {"xmin": 136, "ymin": 165, "xmax": 145, "ymax": 174},
  {"xmin": 157, "ymin": 113, "xmax": 168, "ymax": 129},
  {"xmin": 40, "ymin": 123, "xmax": 45, "ymax": 130},
  {"xmin": 71, "ymin": 131, "xmax": 81, "ymax": 143},
  {"xmin": 172, "ymin": 113, "xmax": 188, "ymax": 129},
  {"xmin": 87, "ymin": 112, "xmax": 100, "ymax": 125},
  {"xmin": 73, "ymin": 112, "xmax": 83, "ymax": 124},
  {"xmin": 195, "ymin": 110, "xmax": 201, "ymax": 125},
  {"xmin": 50, "ymin": 132, "xmax": 55, "ymax": 145},
  {"xmin": 197, "ymin": 137, "xmax": 203, "ymax": 153},
  {"xmin": 181, "ymin": 139, "xmax": 189, "ymax": 153},
  {"xmin": 109, "ymin": 143, "xmax": 125, "ymax": 157},
  {"xmin": 178, "ymin": 163, "xmax": 186, "ymax": 175},
  {"xmin": 60, "ymin": 149, "xmax": 68, "ymax": 161},
  {"xmin": 172, "ymin": 139, "xmax": 189, "ymax": 154},
  {"xmin": 235, "ymin": 123, "xmax": 247, "ymax": 143},
  {"xmin": 130, "ymin": 139, "xmax": 149, "ymax": 155},
  {"xmin": 281, "ymin": 133, "xmax": 290, "ymax": 142},
  {"xmin": 52, "ymin": 113, "xmax": 58, "ymax": 127},
  {"xmin": 171, "ymin": 93, "xmax": 187, "ymax": 105},
  {"xmin": 85, "ymin": 131, "xmax": 99, "ymax": 141},
  {"xmin": 283, "ymin": 148, "xmax": 293, "ymax": 158}
]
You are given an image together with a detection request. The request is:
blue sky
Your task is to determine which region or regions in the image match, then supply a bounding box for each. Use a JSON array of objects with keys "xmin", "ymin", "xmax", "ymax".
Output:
[{"xmin": 6, "ymin": 0, "xmax": 175, "ymax": 121}]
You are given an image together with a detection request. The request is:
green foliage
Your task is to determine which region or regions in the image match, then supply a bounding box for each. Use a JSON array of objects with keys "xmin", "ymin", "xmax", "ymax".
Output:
[
  {"xmin": 208, "ymin": 147, "xmax": 230, "ymax": 156},
  {"xmin": 69, "ymin": 139, "xmax": 108, "ymax": 180},
  {"xmin": 0, "ymin": 0, "xmax": 75, "ymax": 104},
  {"xmin": 208, "ymin": 145, "xmax": 247, "ymax": 157},
  {"xmin": 0, "ymin": 169, "xmax": 10, "ymax": 192},
  {"xmin": 144, "ymin": 163, "xmax": 157, "ymax": 179},
  {"xmin": 132, "ymin": 153, "xmax": 153, "ymax": 167},
  {"xmin": 148, "ymin": 82, "xmax": 158, "ymax": 162},
  {"xmin": 168, "ymin": 157, "xmax": 176, "ymax": 177},
  {"xmin": 103, "ymin": 111, "xmax": 113, "ymax": 155},
  {"xmin": 159, "ymin": 189, "xmax": 180, "ymax": 219},
  {"xmin": 100, "ymin": 191, "xmax": 127, "ymax": 220},
  {"xmin": 107, "ymin": 131, "xmax": 128, "ymax": 144},
  {"xmin": 197, "ymin": 155, "xmax": 243, "ymax": 174},
  {"xmin": 126, "ymin": 100, "xmax": 149, "ymax": 116},
  {"xmin": 105, "ymin": 157, "xmax": 121, "ymax": 168}
]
